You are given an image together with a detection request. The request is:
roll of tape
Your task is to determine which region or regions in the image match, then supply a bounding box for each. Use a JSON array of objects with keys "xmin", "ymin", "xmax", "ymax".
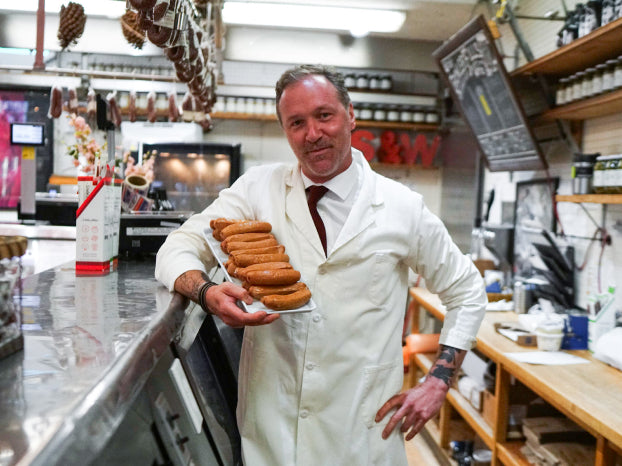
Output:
[{"xmin": 123, "ymin": 174, "xmax": 150, "ymax": 195}]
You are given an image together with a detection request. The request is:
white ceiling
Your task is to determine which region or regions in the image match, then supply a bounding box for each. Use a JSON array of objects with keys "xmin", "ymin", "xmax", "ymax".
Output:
[{"xmin": 229, "ymin": 0, "xmax": 483, "ymax": 42}]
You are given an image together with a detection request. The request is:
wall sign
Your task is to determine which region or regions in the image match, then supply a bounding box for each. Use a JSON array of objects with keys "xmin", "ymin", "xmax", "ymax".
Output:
[
  {"xmin": 433, "ymin": 15, "xmax": 547, "ymax": 172},
  {"xmin": 352, "ymin": 129, "xmax": 441, "ymax": 167}
]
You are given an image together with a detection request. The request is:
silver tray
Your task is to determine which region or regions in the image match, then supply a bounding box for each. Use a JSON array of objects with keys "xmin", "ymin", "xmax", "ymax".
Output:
[{"xmin": 203, "ymin": 228, "xmax": 315, "ymax": 314}]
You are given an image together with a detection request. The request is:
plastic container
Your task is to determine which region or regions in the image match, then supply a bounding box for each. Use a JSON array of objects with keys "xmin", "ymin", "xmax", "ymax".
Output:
[
  {"xmin": 537, "ymin": 331, "xmax": 564, "ymax": 351},
  {"xmin": 572, "ymin": 153, "xmax": 598, "ymax": 194}
]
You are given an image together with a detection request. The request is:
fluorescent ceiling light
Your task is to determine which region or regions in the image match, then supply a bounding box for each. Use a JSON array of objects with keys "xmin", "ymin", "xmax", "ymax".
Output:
[
  {"xmin": 0, "ymin": 0, "xmax": 126, "ymax": 18},
  {"xmin": 222, "ymin": 2, "xmax": 406, "ymax": 37}
]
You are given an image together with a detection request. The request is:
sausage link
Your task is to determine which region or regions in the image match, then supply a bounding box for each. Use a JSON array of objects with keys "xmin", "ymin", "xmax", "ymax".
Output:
[
  {"xmin": 226, "ymin": 238, "xmax": 278, "ymax": 252},
  {"xmin": 233, "ymin": 253, "xmax": 289, "ymax": 268},
  {"xmin": 221, "ymin": 232, "xmax": 275, "ymax": 253},
  {"xmin": 261, "ymin": 287, "xmax": 312, "ymax": 311},
  {"xmin": 249, "ymin": 282, "xmax": 307, "ymax": 299},
  {"xmin": 220, "ymin": 221, "xmax": 272, "ymax": 239},
  {"xmin": 245, "ymin": 269, "xmax": 300, "ymax": 286},
  {"xmin": 229, "ymin": 245, "xmax": 284, "ymax": 258},
  {"xmin": 236, "ymin": 262, "xmax": 292, "ymax": 281}
]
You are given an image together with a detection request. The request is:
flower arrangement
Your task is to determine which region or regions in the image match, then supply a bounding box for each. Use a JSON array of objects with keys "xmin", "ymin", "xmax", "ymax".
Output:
[
  {"xmin": 123, "ymin": 150, "xmax": 155, "ymax": 182},
  {"xmin": 67, "ymin": 113, "xmax": 105, "ymax": 174}
]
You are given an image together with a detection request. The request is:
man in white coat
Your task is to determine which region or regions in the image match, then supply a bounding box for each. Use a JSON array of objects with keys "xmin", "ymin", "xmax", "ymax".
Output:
[{"xmin": 155, "ymin": 64, "xmax": 487, "ymax": 465}]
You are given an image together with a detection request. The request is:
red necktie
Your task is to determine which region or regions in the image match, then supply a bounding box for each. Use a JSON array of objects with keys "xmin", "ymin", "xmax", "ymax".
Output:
[{"xmin": 306, "ymin": 185, "xmax": 329, "ymax": 256}]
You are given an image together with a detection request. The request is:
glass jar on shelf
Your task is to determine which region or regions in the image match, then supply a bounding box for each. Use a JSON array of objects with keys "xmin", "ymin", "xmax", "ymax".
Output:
[
  {"xmin": 359, "ymin": 103, "xmax": 373, "ymax": 120},
  {"xmin": 425, "ymin": 111, "xmax": 439, "ymax": 124},
  {"xmin": 592, "ymin": 64, "xmax": 606, "ymax": 96},
  {"xmin": 602, "ymin": 59, "xmax": 617, "ymax": 92},
  {"xmin": 386, "ymin": 105, "xmax": 400, "ymax": 122},
  {"xmin": 556, "ymin": 78, "xmax": 568, "ymax": 105},
  {"xmin": 156, "ymin": 93, "xmax": 168, "ymax": 112},
  {"xmin": 352, "ymin": 103, "xmax": 361, "ymax": 119},
  {"xmin": 582, "ymin": 67, "xmax": 595, "ymax": 98},
  {"xmin": 412, "ymin": 107, "xmax": 425, "ymax": 123},
  {"xmin": 369, "ymin": 75, "xmax": 381, "ymax": 90},
  {"xmin": 344, "ymin": 74, "xmax": 356, "ymax": 89},
  {"xmin": 609, "ymin": 155, "xmax": 622, "ymax": 194},
  {"xmin": 136, "ymin": 92, "xmax": 148, "ymax": 111},
  {"xmin": 614, "ymin": 56, "xmax": 622, "ymax": 89},
  {"xmin": 564, "ymin": 74, "xmax": 576, "ymax": 103},
  {"xmin": 572, "ymin": 71, "xmax": 585, "ymax": 100},
  {"xmin": 373, "ymin": 105, "xmax": 387, "ymax": 122},
  {"xmin": 356, "ymin": 74, "xmax": 370, "ymax": 90},
  {"xmin": 380, "ymin": 74, "xmax": 393, "ymax": 91},
  {"xmin": 593, "ymin": 155, "xmax": 608, "ymax": 194},
  {"xmin": 399, "ymin": 106, "xmax": 413, "ymax": 123}
]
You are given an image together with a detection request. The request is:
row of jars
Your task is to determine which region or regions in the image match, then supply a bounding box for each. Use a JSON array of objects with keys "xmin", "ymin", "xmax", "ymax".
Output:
[
  {"xmin": 594, "ymin": 154, "xmax": 622, "ymax": 194},
  {"xmin": 344, "ymin": 73, "xmax": 393, "ymax": 92},
  {"xmin": 89, "ymin": 62, "xmax": 174, "ymax": 77},
  {"xmin": 555, "ymin": 55, "xmax": 622, "ymax": 105},
  {"xmin": 116, "ymin": 91, "xmax": 181, "ymax": 111},
  {"xmin": 214, "ymin": 96, "xmax": 277, "ymax": 116},
  {"xmin": 354, "ymin": 103, "xmax": 439, "ymax": 124}
]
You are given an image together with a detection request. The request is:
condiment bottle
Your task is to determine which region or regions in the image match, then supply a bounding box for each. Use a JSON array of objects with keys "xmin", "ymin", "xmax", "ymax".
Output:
[
  {"xmin": 359, "ymin": 103, "xmax": 373, "ymax": 120},
  {"xmin": 373, "ymin": 105, "xmax": 387, "ymax": 121},
  {"xmin": 369, "ymin": 75, "xmax": 381, "ymax": 90},
  {"xmin": 602, "ymin": 0, "xmax": 616, "ymax": 24},
  {"xmin": 344, "ymin": 74, "xmax": 356, "ymax": 89},
  {"xmin": 413, "ymin": 107, "xmax": 425, "ymax": 123}
]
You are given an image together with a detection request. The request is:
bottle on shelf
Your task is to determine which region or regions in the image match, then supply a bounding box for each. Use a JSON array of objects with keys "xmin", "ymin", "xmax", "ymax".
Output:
[
  {"xmin": 556, "ymin": 77, "xmax": 568, "ymax": 105},
  {"xmin": 602, "ymin": 59, "xmax": 617, "ymax": 92}
]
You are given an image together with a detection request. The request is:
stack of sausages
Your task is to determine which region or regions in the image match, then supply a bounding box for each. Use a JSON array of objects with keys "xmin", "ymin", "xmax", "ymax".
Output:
[{"xmin": 210, "ymin": 219, "xmax": 312, "ymax": 311}]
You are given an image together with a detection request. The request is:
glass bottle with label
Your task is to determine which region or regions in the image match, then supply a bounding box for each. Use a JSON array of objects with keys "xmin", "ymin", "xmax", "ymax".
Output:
[
  {"xmin": 565, "ymin": 74, "xmax": 576, "ymax": 103},
  {"xmin": 593, "ymin": 155, "xmax": 607, "ymax": 194},
  {"xmin": 611, "ymin": 155, "xmax": 622, "ymax": 194}
]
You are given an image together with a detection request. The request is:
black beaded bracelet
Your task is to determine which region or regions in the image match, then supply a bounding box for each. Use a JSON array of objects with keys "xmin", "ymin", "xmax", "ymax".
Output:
[{"xmin": 198, "ymin": 281, "xmax": 218, "ymax": 313}]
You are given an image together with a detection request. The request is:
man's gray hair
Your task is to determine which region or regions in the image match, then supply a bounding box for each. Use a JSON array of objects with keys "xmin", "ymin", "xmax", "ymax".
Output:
[{"xmin": 275, "ymin": 64, "xmax": 351, "ymax": 124}]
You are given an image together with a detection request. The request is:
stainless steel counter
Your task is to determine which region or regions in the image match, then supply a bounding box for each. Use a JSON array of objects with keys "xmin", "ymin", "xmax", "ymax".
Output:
[{"xmin": 0, "ymin": 258, "xmax": 195, "ymax": 465}]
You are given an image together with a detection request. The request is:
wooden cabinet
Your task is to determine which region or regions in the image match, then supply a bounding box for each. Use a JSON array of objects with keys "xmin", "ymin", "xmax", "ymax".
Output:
[
  {"xmin": 408, "ymin": 287, "xmax": 622, "ymax": 466},
  {"xmin": 512, "ymin": 17, "xmax": 622, "ymax": 121}
]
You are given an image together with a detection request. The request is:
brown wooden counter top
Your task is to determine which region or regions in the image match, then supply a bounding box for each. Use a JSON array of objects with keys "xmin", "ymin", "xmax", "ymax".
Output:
[{"xmin": 409, "ymin": 287, "xmax": 622, "ymax": 465}]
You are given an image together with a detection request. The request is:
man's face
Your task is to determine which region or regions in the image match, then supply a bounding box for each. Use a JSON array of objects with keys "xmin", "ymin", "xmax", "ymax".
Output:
[{"xmin": 278, "ymin": 75, "xmax": 355, "ymax": 184}]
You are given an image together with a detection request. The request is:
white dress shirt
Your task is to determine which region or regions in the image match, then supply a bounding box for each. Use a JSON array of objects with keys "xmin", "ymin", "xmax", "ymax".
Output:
[{"xmin": 301, "ymin": 154, "xmax": 362, "ymax": 255}]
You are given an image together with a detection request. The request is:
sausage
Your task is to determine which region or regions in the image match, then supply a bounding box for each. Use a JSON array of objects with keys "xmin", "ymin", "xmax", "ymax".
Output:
[
  {"xmin": 245, "ymin": 269, "xmax": 301, "ymax": 286},
  {"xmin": 232, "ymin": 253, "xmax": 289, "ymax": 268},
  {"xmin": 221, "ymin": 232, "xmax": 275, "ymax": 252},
  {"xmin": 107, "ymin": 91, "xmax": 122, "ymax": 128},
  {"xmin": 87, "ymin": 88, "xmax": 97, "ymax": 121},
  {"xmin": 226, "ymin": 261, "xmax": 237, "ymax": 276},
  {"xmin": 236, "ymin": 262, "xmax": 293, "ymax": 281},
  {"xmin": 229, "ymin": 245, "xmax": 284, "ymax": 258},
  {"xmin": 67, "ymin": 87, "xmax": 79, "ymax": 114},
  {"xmin": 146, "ymin": 91, "xmax": 157, "ymax": 123},
  {"xmin": 210, "ymin": 217, "xmax": 239, "ymax": 230},
  {"xmin": 248, "ymin": 282, "xmax": 307, "ymax": 299},
  {"xmin": 261, "ymin": 287, "xmax": 312, "ymax": 311},
  {"xmin": 226, "ymin": 238, "xmax": 278, "ymax": 252},
  {"xmin": 48, "ymin": 85, "xmax": 63, "ymax": 118},
  {"xmin": 168, "ymin": 91, "xmax": 180, "ymax": 122},
  {"xmin": 220, "ymin": 221, "xmax": 272, "ymax": 239},
  {"xmin": 128, "ymin": 91, "xmax": 137, "ymax": 122}
]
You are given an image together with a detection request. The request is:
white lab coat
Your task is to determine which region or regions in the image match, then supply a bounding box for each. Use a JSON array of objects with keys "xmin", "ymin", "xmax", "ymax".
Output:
[{"xmin": 156, "ymin": 150, "xmax": 486, "ymax": 466}]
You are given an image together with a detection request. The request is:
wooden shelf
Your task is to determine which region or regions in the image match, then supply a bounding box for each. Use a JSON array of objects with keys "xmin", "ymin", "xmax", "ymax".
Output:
[
  {"xmin": 556, "ymin": 194, "xmax": 622, "ymax": 204},
  {"xmin": 413, "ymin": 353, "xmax": 494, "ymax": 450},
  {"xmin": 539, "ymin": 88, "xmax": 622, "ymax": 120},
  {"xmin": 497, "ymin": 441, "xmax": 533, "ymax": 466},
  {"xmin": 512, "ymin": 17, "xmax": 622, "ymax": 78}
]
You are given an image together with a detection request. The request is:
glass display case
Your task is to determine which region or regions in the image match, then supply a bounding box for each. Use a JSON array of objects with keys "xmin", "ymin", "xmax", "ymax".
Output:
[{"xmin": 142, "ymin": 142, "xmax": 242, "ymax": 214}]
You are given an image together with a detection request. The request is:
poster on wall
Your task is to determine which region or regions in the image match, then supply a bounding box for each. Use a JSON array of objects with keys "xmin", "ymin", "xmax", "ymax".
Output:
[
  {"xmin": 0, "ymin": 92, "xmax": 28, "ymax": 208},
  {"xmin": 432, "ymin": 15, "xmax": 547, "ymax": 172}
]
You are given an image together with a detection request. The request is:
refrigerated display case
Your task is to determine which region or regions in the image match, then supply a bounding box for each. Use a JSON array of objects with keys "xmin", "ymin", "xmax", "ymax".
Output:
[{"xmin": 141, "ymin": 142, "xmax": 242, "ymax": 214}]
